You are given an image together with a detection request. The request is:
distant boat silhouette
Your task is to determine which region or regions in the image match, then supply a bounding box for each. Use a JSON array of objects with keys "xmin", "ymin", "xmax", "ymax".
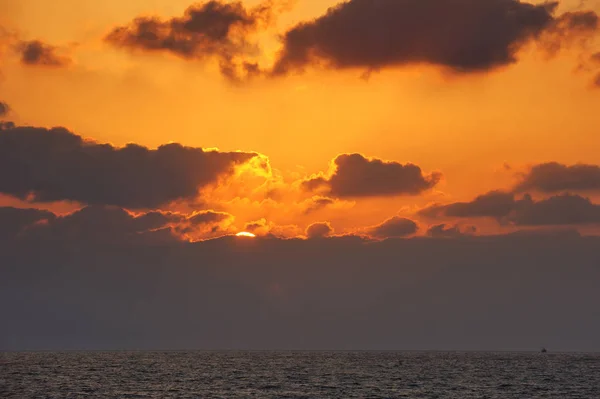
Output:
[{"xmin": 541, "ymin": 347, "xmax": 548, "ymax": 353}]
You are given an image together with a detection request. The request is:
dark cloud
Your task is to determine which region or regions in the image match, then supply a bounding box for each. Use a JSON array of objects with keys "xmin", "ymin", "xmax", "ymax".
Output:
[
  {"xmin": 306, "ymin": 222, "xmax": 334, "ymax": 238},
  {"xmin": 302, "ymin": 196, "xmax": 336, "ymax": 214},
  {"xmin": 368, "ymin": 216, "xmax": 418, "ymax": 239},
  {"xmin": 30, "ymin": 206, "xmax": 179, "ymax": 244},
  {"xmin": 540, "ymin": 10, "xmax": 598, "ymax": 59},
  {"xmin": 245, "ymin": 218, "xmax": 268, "ymax": 233},
  {"xmin": 303, "ymin": 154, "xmax": 440, "ymax": 198},
  {"xmin": 4, "ymin": 226, "xmax": 599, "ymax": 351},
  {"xmin": 553, "ymin": 10, "xmax": 599, "ymax": 32},
  {"xmin": 178, "ymin": 210, "xmax": 234, "ymax": 236},
  {"xmin": 272, "ymin": 0, "xmax": 598, "ymax": 76},
  {"xmin": 106, "ymin": 1, "xmax": 260, "ymax": 55},
  {"xmin": 421, "ymin": 191, "xmax": 600, "ymax": 226},
  {"xmin": 541, "ymin": 9, "xmax": 598, "ymax": 46},
  {"xmin": 0, "ymin": 207, "xmax": 55, "ymax": 239},
  {"xmin": 420, "ymin": 191, "xmax": 515, "ymax": 219},
  {"xmin": 188, "ymin": 210, "xmax": 232, "ymax": 225},
  {"xmin": 0, "ymin": 205, "xmax": 235, "ymax": 244},
  {"xmin": 0, "ymin": 101, "xmax": 9, "ymax": 117},
  {"xmin": 0, "ymin": 124, "xmax": 257, "ymax": 209},
  {"xmin": 18, "ymin": 40, "xmax": 71, "ymax": 67},
  {"xmin": 427, "ymin": 223, "xmax": 477, "ymax": 238},
  {"xmin": 302, "ymin": 176, "xmax": 328, "ymax": 192},
  {"xmin": 106, "ymin": 0, "xmax": 275, "ymax": 81},
  {"xmin": 515, "ymin": 162, "xmax": 600, "ymax": 193},
  {"xmin": 243, "ymin": 219, "xmax": 301, "ymax": 237},
  {"xmin": 514, "ymin": 193, "xmax": 600, "ymax": 226}
]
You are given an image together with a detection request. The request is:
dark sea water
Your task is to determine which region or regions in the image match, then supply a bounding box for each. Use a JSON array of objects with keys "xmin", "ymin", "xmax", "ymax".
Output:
[{"xmin": 1, "ymin": 351, "xmax": 599, "ymax": 398}]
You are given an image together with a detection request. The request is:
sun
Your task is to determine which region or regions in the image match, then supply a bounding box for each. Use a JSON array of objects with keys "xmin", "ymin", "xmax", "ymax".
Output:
[{"xmin": 236, "ymin": 231, "xmax": 256, "ymax": 238}]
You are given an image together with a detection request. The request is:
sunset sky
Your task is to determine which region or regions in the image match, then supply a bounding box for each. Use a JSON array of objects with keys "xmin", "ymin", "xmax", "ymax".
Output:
[
  {"xmin": 2, "ymin": 0, "xmax": 600, "ymax": 350},
  {"xmin": 1, "ymin": 0, "xmax": 599, "ymax": 237}
]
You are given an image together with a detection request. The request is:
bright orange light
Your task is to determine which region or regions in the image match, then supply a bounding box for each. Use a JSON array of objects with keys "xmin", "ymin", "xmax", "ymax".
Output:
[{"xmin": 236, "ymin": 232, "xmax": 256, "ymax": 238}]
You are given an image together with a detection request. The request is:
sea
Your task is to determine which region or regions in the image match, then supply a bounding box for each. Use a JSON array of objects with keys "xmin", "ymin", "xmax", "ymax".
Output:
[{"xmin": 1, "ymin": 351, "xmax": 599, "ymax": 398}]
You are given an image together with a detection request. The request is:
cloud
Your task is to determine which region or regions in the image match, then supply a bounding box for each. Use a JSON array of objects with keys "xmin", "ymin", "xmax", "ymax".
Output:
[
  {"xmin": 581, "ymin": 51, "xmax": 600, "ymax": 88},
  {"xmin": 551, "ymin": 10, "xmax": 599, "ymax": 33},
  {"xmin": 5, "ymin": 226, "xmax": 600, "ymax": 351},
  {"xmin": 177, "ymin": 210, "xmax": 235, "ymax": 237},
  {"xmin": 541, "ymin": 10, "xmax": 599, "ymax": 52},
  {"xmin": 17, "ymin": 40, "xmax": 71, "ymax": 67},
  {"xmin": 243, "ymin": 218, "xmax": 302, "ymax": 238},
  {"xmin": 302, "ymin": 196, "xmax": 334, "ymax": 214},
  {"xmin": 368, "ymin": 216, "xmax": 418, "ymax": 239},
  {"xmin": 0, "ymin": 205, "xmax": 235, "ymax": 243},
  {"xmin": 421, "ymin": 191, "xmax": 600, "ymax": 226},
  {"xmin": 303, "ymin": 154, "xmax": 441, "ymax": 198},
  {"xmin": 0, "ymin": 205, "xmax": 179, "ymax": 244},
  {"xmin": 0, "ymin": 124, "xmax": 257, "ymax": 208},
  {"xmin": 299, "ymin": 196, "xmax": 354, "ymax": 215},
  {"xmin": 0, "ymin": 101, "xmax": 9, "ymax": 117},
  {"xmin": 34, "ymin": 206, "xmax": 180, "ymax": 243},
  {"xmin": 268, "ymin": 223, "xmax": 302, "ymax": 238},
  {"xmin": 272, "ymin": 0, "xmax": 598, "ymax": 76},
  {"xmin": 420, "ymin": 191, "xmax": 516, "ymax": 219},
  {"xmin": 106, "ymin": 0, "xmax": 277, "ymax": 81},
  {"xmin": 188, "ymin": 210, "xmax": 232, "ymax": 225},
  {"xmin": 306, "ymin": 221, "xmax": 334, "ymax": 238},
  {"xmin": 245, "ymin": 218, "xmax": 269, "ymax": 233},
  {"xmin": 427, "ymin": 223, "xmax": 477, "ymax": 238},
  {"xmin": 513, "ymin": 194, "xmax": 600, "ymax": 226},
  {"xmin": 0, "ymin": 206, "xmax": 55, "ymax": 239},
  {"xmin": 514, "ymin": 162, "xmax": 600, "ymax": 193}
]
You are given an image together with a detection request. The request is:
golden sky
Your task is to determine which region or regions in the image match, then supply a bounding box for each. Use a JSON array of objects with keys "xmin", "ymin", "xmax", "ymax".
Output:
[{"xmin": 1, "ymin": 0, "xmax": 600, "ymax": 239}]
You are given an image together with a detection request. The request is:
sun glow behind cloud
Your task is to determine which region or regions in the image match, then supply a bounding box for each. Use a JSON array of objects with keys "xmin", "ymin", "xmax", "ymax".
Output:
[{"xmin": 236, "ymin": 231, "xmax": 257, "ymax": 238}]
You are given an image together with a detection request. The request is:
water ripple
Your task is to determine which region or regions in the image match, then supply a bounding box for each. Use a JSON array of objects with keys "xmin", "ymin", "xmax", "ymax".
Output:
[{"xmin": 1, "ymin": 351, "xmax": 599, "ymax": 398}]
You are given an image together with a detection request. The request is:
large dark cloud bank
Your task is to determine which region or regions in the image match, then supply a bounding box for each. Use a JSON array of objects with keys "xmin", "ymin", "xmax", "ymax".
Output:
[{"xmin": 1, "ymin": 217, "xmax": 599, "ymax": 351}]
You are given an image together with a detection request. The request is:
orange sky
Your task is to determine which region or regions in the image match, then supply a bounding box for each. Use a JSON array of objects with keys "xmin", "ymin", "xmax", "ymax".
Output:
[{"xmin": 1, "ymin": 0, "xmax": 600, "ymax": 238}]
